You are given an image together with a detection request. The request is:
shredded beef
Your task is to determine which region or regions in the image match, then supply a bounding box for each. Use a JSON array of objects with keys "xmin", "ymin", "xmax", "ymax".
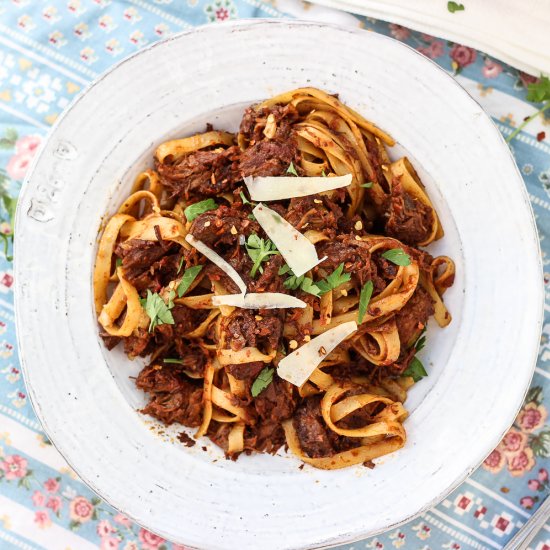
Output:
[
  {"xmin": 138, "ymin": 366, "xmax": 203, "ymax": 427},
  {"xmin": 124, "ymin": 328, "xmax": 152, "ymax": 359},
  {"xmin": 293, "ymin": 396, "xmax": 336, "ymax": 458},
  {"xmin": 395, "ymin": 287, "xmax": 435, "ymax": 346},
  {"xmin": 190, "ymin": 204, "xmax": 260, "ymax": 247},
  {"xmin": 285, "ymin": 196, "xmax": 342, "ymax": 235},
  {"xmin": 240, "ymin": 140, "xmax": 300, "ymax": 178},
  {"xmin": 254, "ymin": 377, "xmax": 296, "ymax": 423},
  {"xmin": 156, "ymin": 145, "xmax": 241, "ymax": 200},
  {"xmin": 252, "ymin": 255, "xmax": 284, "ymax": 293},
  {"xmin": 317, "ymin": 237, "xmax": 373, "ymax": 286},
  {"xmin": 226, "ymin": 361, "xmax": 265, "ymax": 381},
  {"xmin": 385, "ymin": 179, "xmax": 434, "ymax": 245}
]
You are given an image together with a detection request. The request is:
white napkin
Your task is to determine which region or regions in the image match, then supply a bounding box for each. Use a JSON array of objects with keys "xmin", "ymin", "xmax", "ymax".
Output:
[{"xmin": 301, "ymin": 0, "xmax": 550, "ymax": 76}]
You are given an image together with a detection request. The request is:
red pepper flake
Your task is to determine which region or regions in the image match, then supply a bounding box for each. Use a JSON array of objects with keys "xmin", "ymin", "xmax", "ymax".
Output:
[{"xmin": 537, "ymin": 131, "xmax": 546, "ymax": 142}]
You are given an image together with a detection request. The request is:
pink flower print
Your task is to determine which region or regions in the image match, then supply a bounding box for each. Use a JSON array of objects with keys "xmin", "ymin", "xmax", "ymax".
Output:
[
  {"xmin": 502, "ymin": 429, "xmax": 527, "ymax": 454},
  {"xmin": 69, "ymin": 496, "xmax": 94, "ymax": 523},
  {"xmin": 138, "ymin": 528, "xmax": 166, "ymax": 549},
  {"xmin": 0, "ymin": 272, "xmax": 14, "ymax": 291},
  {"xmin": 0, "ymin": 455, "xmax": 28, "ymax": 480},
  {"xmin": 389, "ymin": 24, "xmax": 410, "ymax": 41},
  {"xmin": 482, "ymin": 59, "xmax": 503, "ymax": 79},
  {"xmin": 43, "ymin": 477, "xmax": 60, "ymax": 493},
  {"xmin": 100, "ymin": 537, "xmax": 121, "ymax": 550},
  {"xmin": 507, "ymin": 448, "xmax": 536, "ymax": 477},
  {"xmin": 517, "ymin": 403, "xmax": 548, "ymax": 432},
  {"xmin": 34, "ymin": 510, "xmax": 51, "ymax": 529},
  {"xmin": 15, "ymin": 135, "xmax": 41, "ymax": 156},
  {"xmin": 528, "ymin": 479, "xmax": 542, "ymax": 491},
  {"xmin": 418, "ymin": 41, "xmax": 444, "ymax": 60},
  {"xmin": 0, "ymin": 223, "xmax": 10, "ymax": 235},
  {"xmin": 519, "ymin": 71, "xmax": 538, "ymax": 89},
  {"xmin": 97, "ymin": 519, "xmax": 115, "ymax": 537},
  {"xmin": 6, "ymin": 153, "xmax": 33, "ymax": 180},
  {"xmin": 172, "ymin": 545, "xmax": 188, "ymax": 550},
  {"xmin": 539, "ymin": 468, "xmax": 549, "ymax": 481},
  {"xmin": 114, "ymin": 513, "xmax": 132, "ymax": 527},
  {"xmin": 46, "ymin": 496, "xmax": 62, "ymax": 514},
  {"xmin": 450, "ymin": 44, "xmax": 477, "ymax": 68},
  {"xmin": 420, "ymin": 33, "xmax": 435, "ymax": 42},
  {"xmin": 215, "ymin": 7, "xmax": 229, "ymax": 20},
  {"xmin": 32, "ymin": 490, "xmax": 46, "ymax": 507},
  {"xmin": 520, "ymin": 496, "xmax": 536, "ymax": 509},
  {"xmin": 123, "ymin": 543, "xmax": 139, "ymax": 550},
  {"xmin": 483, "ymin": 448, "xmax": 505, "ymax": 473}
]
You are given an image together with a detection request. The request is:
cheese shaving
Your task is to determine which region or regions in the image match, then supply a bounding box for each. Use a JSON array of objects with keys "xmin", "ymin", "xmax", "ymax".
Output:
[
  {"xmin": 243, "ymin": 174, "xmax": 352, "ymax": 201},
  {"xmin": 185, "ymin": 234, "xmax": 246, "ymax": 294},
  {"xmin": 252, "ymin": 203, "xmax": 326, "ymax": 277},
  {"xmin": 277, "ymin": 321, "xmax": 358, "ymax": 387},
  {"xmin": 212, "ymin": 293, "xmax": 306, "ymax": 309}
]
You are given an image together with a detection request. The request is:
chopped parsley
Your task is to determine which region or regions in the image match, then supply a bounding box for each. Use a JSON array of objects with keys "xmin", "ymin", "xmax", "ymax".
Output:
[
  {"xmin": 316, "ymin": 263, "xmax": 351, "ymax": 295},
  {"xmin": 447, "ymin": 1, "xmax": 465, "ymax": 13},
  {"xmin": 280, "ymin": 264, "xmax": 321, "ymax": 296},
  {"xmin": 402, "ymin": 357, "xmax": 428, "ymax": 383},
  {"xmin": 357, "ymin": 280, "xmax": 374, "ymax": 324},
  {"xmin": 381, "ymin": 248, "xmax": 411, "ymax": 266},
  {"xmin": 115, "ymin": 258, "xmax": 123, "ymax": 267},
  {"xmin": 184, "ymin": 198, "xmax": 217, "ymax": 222},
  {"xmin": 139, "ymin": 290, "xmax": 175, "ymax": 332},
  {"xmin": 360, "ymin": 182, "xmax": 374, "ymax": 188},
  {"xmin": 245, "ymin": 234, "xmax": 279, "ymax": 278},
  {"xmin": 251, "ymin": 367, "xmax": 275, "ymax": 397},
  {"xmin": 177, "ymin": 265, "xmax": 203, "ymax": 298},
  {"xmin": 240, "ymin": 190, "xmax": 252, "ymax": 205},
  {"xmin": 286, "ymin": 162, "xmax": 298, "ymax": 176},
  {"xmin": 176, "ymin": 256, "xmax": 184, "ymax": 275},
  {"xmin": 163, "ymin": 358, "xmax": 184, "ymax": 365}
]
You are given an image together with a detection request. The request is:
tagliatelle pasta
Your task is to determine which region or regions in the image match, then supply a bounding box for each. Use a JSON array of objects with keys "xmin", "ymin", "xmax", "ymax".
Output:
[{"xmin": 93, "ymin": 88, "xmax": 455, "ymax": 470}]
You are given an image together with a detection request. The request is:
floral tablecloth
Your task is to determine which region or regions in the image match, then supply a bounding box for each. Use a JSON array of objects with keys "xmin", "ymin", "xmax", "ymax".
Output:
[{"xmin": 0, "ymin": 1, "xmax": 549, "ymax": 549}]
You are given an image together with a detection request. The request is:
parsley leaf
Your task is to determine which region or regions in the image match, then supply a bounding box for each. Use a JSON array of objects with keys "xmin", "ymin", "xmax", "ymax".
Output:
[
  {"xmin": 278, "ymin": 264, "xmax": 292, "ymax": 276},
  {"xmin": 184, "ymin": 199, "xmax": 217, "ymax": 222},
  {"xmin": 251, "ymin": 367, "xmax": 275, "ymax": 397},
  {"xmin": 507, "ymin": 76, "xmax": 550, "ymax": 142},
  {"xmin": 447, "ymin": 1, "xmax": 465, "ymax": 13},
  {"xmin": 415, "ymin": 332, "xmax": 427, "ymax": 352},
  {"xmin": 177, "ymin": 265, "xmax": 203, "ymax": 298},
  {"xmin": 177, "ymin": 256, "xmax": 184, "ymax": 275},
  {"xmin": 164, "ymin": 358, "xmax": 184, "ymax": 364},
  {"xmin": 139, "ymin": 290, "xmax": 175, "ymax": 332},
  {"xmin": 321, "ymin": 169, "xmax": 327, "ymax": 177},
  {"xmin": 245, "ymin": 234, "xmax": 279, "ymax": 277},
  {"xmin": 402, "ymin": 357, "xmax": 428, "ymax": 383},
  {"xmin": 381, "ymin": 248, "xmax": 411, "ymax": 266},
  {"xmin": 115, "ymin": 258, "xmax": 122, "ymax": 267},
  {"xmin": 316, "ymin": 263, "xmax": 351, "ymax": 295},
  {"xmin": 527, "ymin": 76, "xmax": 550, "ymax": 103},
  {"xmin": 286, "ymin": 162, "xmax": 298, "ymax": 176},
  {"xmin": 357, "ymin": 280, "xmax": 374, "ymax": 324},
  {"xmin": 360, "ymin": 182, "xmax": 373, "ymax": 188},
  {"xmin": 280, "ymin": 264, "xmax": 321, "ymax": 296},
  {"xmin": 240, "ymin": 191, "xmax": 252, "ymax": 205},
  {"xmin": 300, "ymin": 277, "xmax": 321, "ymax": 296}
]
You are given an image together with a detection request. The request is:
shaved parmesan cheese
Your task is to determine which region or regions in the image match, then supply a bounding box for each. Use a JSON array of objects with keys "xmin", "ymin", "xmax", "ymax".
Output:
[
  {"xmin": 185, "ymin": 234, "xmax": 246, "ymax": 294},
  {"xmin": 252, "ymin": 203, "xmax": 326, "ymax": 277},
  {"xmin": 212, "ymin": 293, "xmax": 306, "ymax": 309},
  {"xmin": 277, "ymin": 321, "xmax": 358, "ymax": 387},
  {"xmin": 244, "ymin": 174, "xmax": 352, "ymax": 201}
]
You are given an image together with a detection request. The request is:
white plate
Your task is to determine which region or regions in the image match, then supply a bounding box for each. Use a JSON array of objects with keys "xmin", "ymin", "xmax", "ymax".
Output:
[{"xmin": 14, "ymin": 20, "xmax": 543, "ymax": 550}]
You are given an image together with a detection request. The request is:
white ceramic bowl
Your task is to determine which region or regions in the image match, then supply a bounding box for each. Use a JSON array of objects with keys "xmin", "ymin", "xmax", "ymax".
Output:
[{"xmin": 14, "ymin": 20, "xmax": 543, "ymax": 550}]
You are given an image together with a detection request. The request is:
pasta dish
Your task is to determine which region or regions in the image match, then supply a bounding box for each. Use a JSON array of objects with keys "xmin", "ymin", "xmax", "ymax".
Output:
[{"xmin": 93, "ymin": 87, "xmax": 455, "ymax": 470}]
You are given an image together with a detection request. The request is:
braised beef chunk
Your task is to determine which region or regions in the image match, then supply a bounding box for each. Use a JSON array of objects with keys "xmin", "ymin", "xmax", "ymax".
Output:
[
  {"xmin": 156, "ymin": 145, "xmax": 241, "ymax": 200},
  {"xmin": 395, "ymin": 287, "xmax": 435, "ymax": 346},
  {"xmin": 190, "ymin": 204, "xmax": 260, "ymax": 247},
  {"xmin": 316, "ymin": 237, "xmax": 373, "ymax": 286},
  {"xmin": 239, "ymin": 140, "xmax": 299, "ymax": 178},
  {"xmin": 100, "ymin": 333, "xmax": 121, "ymax": 350},
  {"xmin": 385, "ymin": 179, "xmax": 434, "ymax": 245},
  {"xmin": 124, "ymin": 328, "xmax": 152, "ymax": 359},
  {"xmin": 226, "ymin": 360, "xmax": 265, "ymax": 381},
  {"xmin": 238, "ymin": 104, "xmax": 301, "ymax": 177},
  {"xmin": 254, "ymin": 377, "xmax": 297, "ymax": 423},
  {"xmin": 169, "ymin": 343, "xmax": 207, "ymax": 377},
  {"xmin": 222, "ymin": 310, "xmax": 283, "ymax": 352},
  {"xmin": 285, "ymin": 196, "xmax": 343, "ymax": 235},
  {"xmin": 138, "ymin": 366, "xmax": 203, "ymax": 427},
  {"xmin": 293, "ymin": 396, "xmax": 335, "ymax": 458},
  {"xmin": 252, "ymin": 255, "xmax": 284, "ymax": 293},
  {"xmin": 244, "ymin": 421, "xmax": 286, "ymax": 455}
]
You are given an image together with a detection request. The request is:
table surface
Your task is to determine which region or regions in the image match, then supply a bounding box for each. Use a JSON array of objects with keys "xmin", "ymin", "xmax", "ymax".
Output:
[{"xmin": 0, "ymin": 1, "xmax": 549, "ymax": 549}]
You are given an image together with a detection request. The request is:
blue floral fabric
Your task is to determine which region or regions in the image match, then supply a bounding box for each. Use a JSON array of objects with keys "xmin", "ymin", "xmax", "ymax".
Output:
[{"xmin": 0, "ymin": 1, "xmax": 550, "ymax": 549}]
